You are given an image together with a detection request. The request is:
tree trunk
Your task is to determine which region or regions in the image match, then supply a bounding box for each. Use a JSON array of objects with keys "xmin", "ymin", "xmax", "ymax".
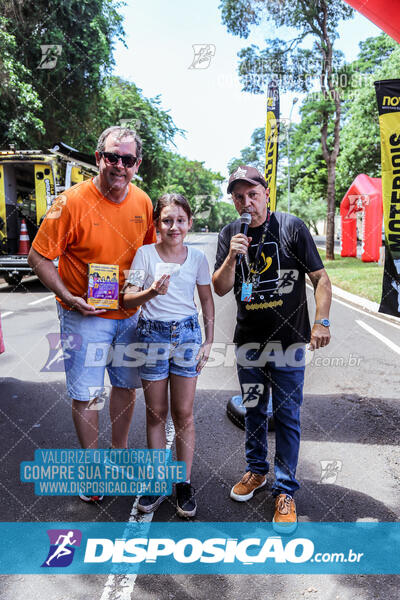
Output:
[
  {"xmin": 319, "ymin": 1, "xmax": 341, "ymax": 260},
  {"xmin": 325, "ymin": 161, "xmax": 336, "ymax": 260}
]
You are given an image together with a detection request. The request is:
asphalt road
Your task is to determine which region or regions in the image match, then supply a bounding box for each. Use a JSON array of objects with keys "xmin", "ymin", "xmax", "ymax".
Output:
[{"xmin": 1, "ymin": 232, "xmax": 400, "ymax": 599}]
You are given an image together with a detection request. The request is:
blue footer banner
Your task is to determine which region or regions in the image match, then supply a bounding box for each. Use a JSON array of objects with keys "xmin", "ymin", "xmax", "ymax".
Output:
[{"xmin": 1, "ymin": 522, "xmax": 400, "ymax": 574}]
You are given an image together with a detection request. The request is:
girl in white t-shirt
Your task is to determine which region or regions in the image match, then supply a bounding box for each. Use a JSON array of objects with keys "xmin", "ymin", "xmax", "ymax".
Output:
[{"xmin": 123, "ymin": 193, "xmax": 214, "ymax": 517}]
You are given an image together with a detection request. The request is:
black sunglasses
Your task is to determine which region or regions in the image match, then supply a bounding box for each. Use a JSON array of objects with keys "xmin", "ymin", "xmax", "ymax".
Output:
[{"xmin": 100, "ymin": 152, "xmax": 137, "ymax": 168}]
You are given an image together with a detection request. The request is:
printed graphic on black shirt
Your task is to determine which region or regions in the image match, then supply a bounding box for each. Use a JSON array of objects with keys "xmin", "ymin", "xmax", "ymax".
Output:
[
  {"xmin": 274, "ymin": 268, "xmax": 299, "ymax": 295},
  {"xmin": 244, "ymin": 240, "xmax": 280, "ymax": 294},
  {"xmin": 242, "ymin": 241, "xmax": 299, "ymax": 305},
  {"xmin": 214, "ymin": 212, "xmax": 324, "ymax": 348},
  {"xmin": 240, "ymin": 227, "xmax": 300, "ymax": 304}
]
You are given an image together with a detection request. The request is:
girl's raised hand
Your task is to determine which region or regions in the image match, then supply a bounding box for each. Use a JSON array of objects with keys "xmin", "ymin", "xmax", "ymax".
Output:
[{"xmin": 150, "ymin": 274, "xmax": 170, "ymax": 295}]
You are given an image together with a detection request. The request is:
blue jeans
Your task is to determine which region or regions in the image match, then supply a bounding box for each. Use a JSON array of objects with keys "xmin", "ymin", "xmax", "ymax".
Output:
[{"xmin": 236, "ymin": 344, "xmax": 305, "ymax": 496}]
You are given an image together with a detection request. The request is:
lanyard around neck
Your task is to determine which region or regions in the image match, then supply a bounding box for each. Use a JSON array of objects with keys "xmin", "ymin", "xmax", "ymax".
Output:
[{"xmin": 240, "ymin": 208, "xmax": 271, "ymax": 285}]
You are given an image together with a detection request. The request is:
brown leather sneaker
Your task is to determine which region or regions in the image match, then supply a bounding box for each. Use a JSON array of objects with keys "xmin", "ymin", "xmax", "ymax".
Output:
[
  {"xmin": 230, "ymin": 471, "xmax": 266, "ymax": 502},
  {"xmin": 272, "ymin": 493, "xmax": 297, "ymax": 533}
]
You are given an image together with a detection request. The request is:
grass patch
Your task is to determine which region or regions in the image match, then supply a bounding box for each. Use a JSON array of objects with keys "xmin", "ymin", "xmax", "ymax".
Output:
[{"xmin": 317, "ymin": 249, "xmax": 384, "ymax": 304}]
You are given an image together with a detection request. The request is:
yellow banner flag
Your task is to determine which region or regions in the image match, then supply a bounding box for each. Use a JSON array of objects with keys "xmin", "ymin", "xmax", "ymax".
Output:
[
  {"xmin": 375, "ymin": 78, "xmax": 400, "ymax": 316},
  {"xmin": 265, "ymin": 81, "xmax": 280, "ymax": 212}
]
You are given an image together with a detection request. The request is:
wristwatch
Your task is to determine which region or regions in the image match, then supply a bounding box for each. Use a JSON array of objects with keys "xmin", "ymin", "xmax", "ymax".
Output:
[{"xmin": 314, "ymin": 318, "xmax": 330, "ymax": 327}]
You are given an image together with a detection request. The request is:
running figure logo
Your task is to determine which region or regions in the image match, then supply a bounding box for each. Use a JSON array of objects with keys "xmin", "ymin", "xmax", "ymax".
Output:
[
  {"xmin": 319, "ymin": 460, "xmax": 342, "ymax": 484},
  {"xmin": 87, "ymin": 386, "xmax": 110, "ymax": 411},
  {"xmin": 42, "ymin": 529, "xmax": 82, "ymax": 568},
  {"xmin": 275, "ymin": 269, "xmax": 299, "ymax": 295},
  {"xmin": 242, "ymin": 383, "xmax": 264, "ymax": 408},
  {"xmin": 38, "ymin": 45, "xmax": 62, "ymax": 69},
  {"xmin": 188, "ymin": 44, "xmax": 216, "ymax": 69},
  {"xmin": 41, "ymin": 333, "xmax": 81, "ymax": 372}
]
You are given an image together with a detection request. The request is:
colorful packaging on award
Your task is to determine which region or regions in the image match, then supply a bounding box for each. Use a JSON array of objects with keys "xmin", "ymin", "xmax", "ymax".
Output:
[{"xmin": 87, "ymin": 263, "xmax": 119, "ymax": 310}]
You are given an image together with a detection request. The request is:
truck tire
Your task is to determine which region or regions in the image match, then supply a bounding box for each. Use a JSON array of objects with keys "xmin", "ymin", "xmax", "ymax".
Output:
[
  {"xmin": 226, "ymin": 395, "xmax": 275, "ymax": 431},
  {"xmin": 4, "ymin": 272, "xmax": 23, "ymax": 287}
]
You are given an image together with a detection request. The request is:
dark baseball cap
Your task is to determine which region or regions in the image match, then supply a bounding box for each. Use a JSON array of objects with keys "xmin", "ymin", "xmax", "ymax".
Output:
[{"xmin": 227, "ymin": 165, "xmax": 268, "ymax": 194}]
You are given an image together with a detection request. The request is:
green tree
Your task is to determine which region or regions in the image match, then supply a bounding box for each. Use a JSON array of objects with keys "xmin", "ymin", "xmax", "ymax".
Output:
[
  {"xmin": 209, "ymin": 201, "xmax": 238, "ymax": 231},
  {"xmin": 228, "ymin": 127, "xmax": 265, "ymax": 173},
  {"xmin": 161, "ymin": 153, "xmax": 224, "ymax": 229},
  {"xmin": 336, "ymin": 34, "xmax": 400, "ymax": 200},
  {"xmin": 220, "ymin": 0, "xmax": 353, "ymax": 259},
  {"xmin": 276, "ymin": 95, "xmax": 330, "ymax": 230},
  {"xmin": 282, "ymin": 186, "xmax": 326, "ymax": 234},
  {"xmin": 1, "ymin": 0, "xmax": 125, "ymax": 148},
  {"xmin": 0, "ymin": 17, "xmax": 44, "ymax": 146},
  {"xmin": 350, "ymin": 31, "xmax": 398, "ymax": 75},
  {"xmin": 86, "ymin": 76, "xmax": 182, "ymax": 200},
  {"xmin": 227, "ymin": 33, "xmax": 400, "ymax": 231}
]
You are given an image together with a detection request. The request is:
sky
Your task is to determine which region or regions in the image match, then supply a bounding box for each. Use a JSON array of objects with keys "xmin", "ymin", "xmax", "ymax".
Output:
[{"xmin": 113, "ymin": 0, "xmax": 381, "ymax": 185}]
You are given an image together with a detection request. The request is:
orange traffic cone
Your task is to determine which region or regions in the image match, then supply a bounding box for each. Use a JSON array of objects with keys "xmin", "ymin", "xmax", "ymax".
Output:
[{"xmin": 17, "ymin": 218, "xmax": 31, "ymax": 255}]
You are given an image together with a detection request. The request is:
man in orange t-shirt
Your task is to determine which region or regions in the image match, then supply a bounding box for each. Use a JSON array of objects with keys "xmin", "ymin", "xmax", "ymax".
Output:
[{"xmin": 28, "ymin": 127, "xmax": 156, "ymax": 500}]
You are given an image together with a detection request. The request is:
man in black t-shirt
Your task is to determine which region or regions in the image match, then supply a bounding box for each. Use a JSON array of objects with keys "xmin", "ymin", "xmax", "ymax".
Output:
[{"xmin": 213, "ymin": 165, "xmax": 332, "ymax": 532}]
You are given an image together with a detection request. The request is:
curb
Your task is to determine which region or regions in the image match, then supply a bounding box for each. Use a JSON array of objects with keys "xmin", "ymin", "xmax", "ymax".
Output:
[
  {"xmin": 312, "ymin": 245, "xmax": 400, "ymax": 328},
  {"xmin": 329, "ymin": 284, "xmax": 400, "ymax": 327}
]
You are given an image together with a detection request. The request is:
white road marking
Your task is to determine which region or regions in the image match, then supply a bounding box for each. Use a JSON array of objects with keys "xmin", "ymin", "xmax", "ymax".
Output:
[
  {"xmin": 100, "ymin": 419, "xmax": 176, "ymax": 600},
  {"xmin": 306, "ymin": 283, "xmax": 400, "ymax": 331},
  {"xmin": 356, "ymin": 319, "xmax": 400, "ymax": 355},
  {"xmin": 1, "ymin": 293, "xmax": 53, "ymax": 316},
  {"xmin": 28, "ymin": 294, "xmax": 54, "ymax": 306}
]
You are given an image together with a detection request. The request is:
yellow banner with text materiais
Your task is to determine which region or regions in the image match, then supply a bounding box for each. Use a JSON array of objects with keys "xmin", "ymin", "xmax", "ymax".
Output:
[
  {"xmin": 375, "ymin": 79, "xmax": 400, "ymax": 316},
  {"xmin": 378, "ymin": 111, "xmax": 400, "ymax": 260}
]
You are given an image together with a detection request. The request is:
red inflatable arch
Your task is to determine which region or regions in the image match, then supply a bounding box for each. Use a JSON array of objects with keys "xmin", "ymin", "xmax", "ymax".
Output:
[
  {"xmin": 343, "ymin": 0, "xmax": 400, "ymax": 44},
  {"xmin": 340, "ymin": 174, "xmax": 382, "ymax": 262}
]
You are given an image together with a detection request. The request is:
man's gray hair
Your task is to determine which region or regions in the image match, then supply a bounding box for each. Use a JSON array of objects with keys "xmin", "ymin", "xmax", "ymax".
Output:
[{"xmin": 96, "ymin": 126, "xmax": 143, "ymax": 159}]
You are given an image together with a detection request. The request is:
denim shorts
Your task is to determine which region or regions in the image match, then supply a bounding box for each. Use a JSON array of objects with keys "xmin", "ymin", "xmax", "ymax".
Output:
[
  {"xmin": 57, "ymin": 304, "xmax": 141, "ymax": 401},
  {"xmin": 136, "ymin": 314, "xmax": 202, "ymax": 380}
]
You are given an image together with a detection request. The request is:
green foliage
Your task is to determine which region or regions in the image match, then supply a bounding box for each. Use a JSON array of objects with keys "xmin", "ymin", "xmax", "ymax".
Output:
[
  {"xmin": 278, "ymin": 184, "xmax": 327, "ymax": 234},
  {"xmin": 209, "ymin": 201, "xmax": 238, "ymax": 231},
  {"xmin": 318, "ymin": 249, "xmax": 383, "ymax": 303},
  {"xmin": 85, "ymin": 76, "xmax": 182, "ymax": 200},
  {"xmin": 162, "ymin": 153, "xmax": 223, "ymax": 202},
  {"xmin": 221, "ymin": 0, "xmax": 352, "ymax": 40},
  {"xmin": 228, "ymin": 31, "xmax": 400, "ymax": 232},
  {"xmin": 336, "ymin": 35, "xmax": 400, "ymax": 200},
  {"xmin": 0, "ymin": 2, "xmax": 220, "ymax": 208},
  {"xmin": 220, "ymin": 0, "xmax": 352, "ymax": 95},
  {"xmin": 276, "ymin": 94, "xmax": 332, "ymax": 229},
  {"xmin": 280, "ymin": 33, "xmax": 400, "ymax": 211},
  {"xmin": 1, "ymin": 0, "xmax": 125, "ymax": 148},
  {"xmin": 0, "ymin": 16, "xmax": 44, "ymax": 146},
  {"xmin": 0, "ymin": 0, "xmax": 224, "ymax": 214},
  {"xmin": 161, "ymin": 153, "xmax": 224, "ymax": 229},
  {"xmin": 228, "ymin": 127, "xmax": 265, "ymax": 173},
  {"xmin": 220, "ymin": 0, "xmax": 355, "ymax": 257},
  {"xmin": 351, "ymin": 32, "xmax": 398, "ymax": 74},
  {"xmin": 219, "ymin": 0, "xmax": 264, "ymax": 39}
]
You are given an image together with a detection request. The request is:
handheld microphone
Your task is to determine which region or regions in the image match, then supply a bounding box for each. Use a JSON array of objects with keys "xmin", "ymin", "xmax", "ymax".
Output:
[{"xmin": 236, "ymin": 212, "xmax": 252, "ymax": 265}]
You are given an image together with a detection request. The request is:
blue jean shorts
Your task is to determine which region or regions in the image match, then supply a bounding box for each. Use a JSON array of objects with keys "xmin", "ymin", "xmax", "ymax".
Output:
[
  {"xmin": 57, "ymin": 304, "xmax": 141, "ymax": 401},
  {"xmin": 136, "ymin": 314, "xmax": 202, "ymax": 381}
]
